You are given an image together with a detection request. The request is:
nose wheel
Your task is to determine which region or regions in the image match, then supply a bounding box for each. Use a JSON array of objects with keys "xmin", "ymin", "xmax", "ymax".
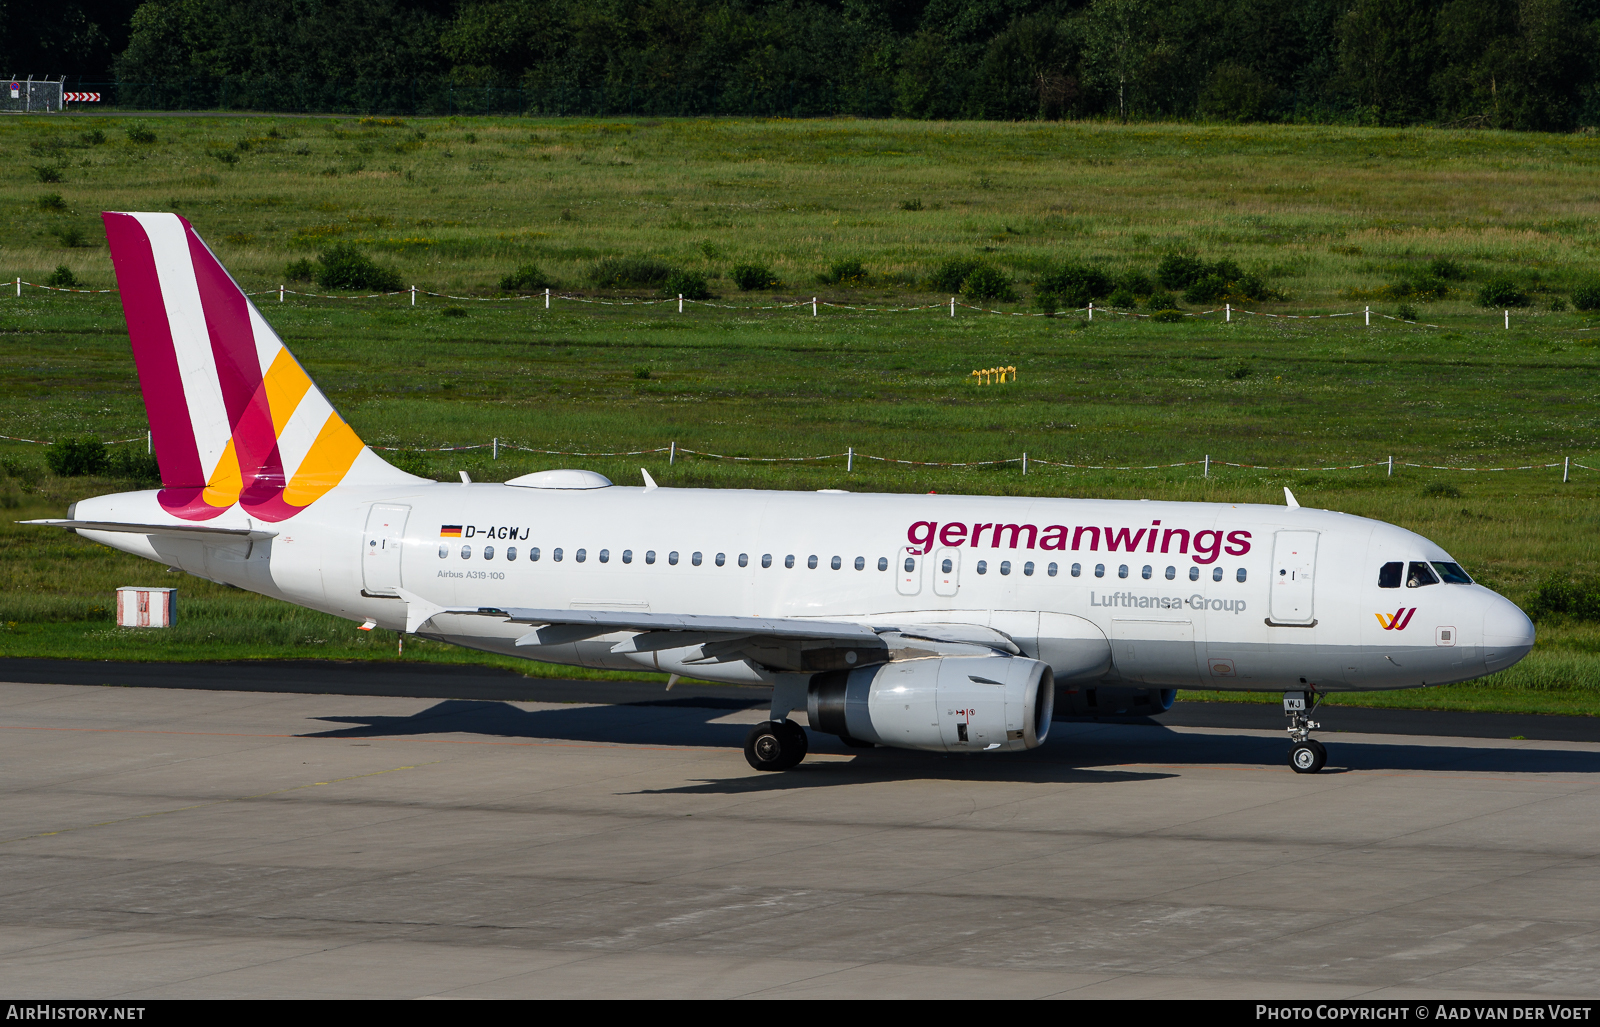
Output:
[
  {"xmin": 1284, "ymin": 690, "xmax": 1327, "ymax": 774},
  {"xmin": 744, "ymin": 719, "xmax": 808, "ymax": 771}
]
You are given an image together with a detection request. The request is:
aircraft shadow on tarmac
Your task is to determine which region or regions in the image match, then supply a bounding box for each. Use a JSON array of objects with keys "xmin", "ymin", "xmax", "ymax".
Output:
[{"xmin": 300, "ymin": 699, "xmax": 1600, "ymax": 785}]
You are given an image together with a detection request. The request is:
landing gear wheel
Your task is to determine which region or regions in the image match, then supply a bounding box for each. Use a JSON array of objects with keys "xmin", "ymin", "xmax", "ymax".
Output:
[
  {"xmin": 1289, "ymin": 739, "xmax": 1327, "ymax": 774},
  {"xmin": 744, "ymin": 719, "xmax": 808, "ymax": 771}
]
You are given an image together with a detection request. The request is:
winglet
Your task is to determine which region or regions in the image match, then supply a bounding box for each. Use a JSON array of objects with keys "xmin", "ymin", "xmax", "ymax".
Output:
[
  {"xmin": 1284, "ymin": 487, "xmax": 1300, "ymax": 509},
  {"xmin": 641, "ymin": 467, "xmax": 659, "ymax": 492},
  {"xmin": 396, "ymin": 587, "xmax": 448, "ymax": 634}
]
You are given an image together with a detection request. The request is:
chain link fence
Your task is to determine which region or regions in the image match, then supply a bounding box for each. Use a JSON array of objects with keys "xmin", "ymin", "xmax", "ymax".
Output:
[{"xmin": 1, "ymin": 77, "xmax": 63, "ymax": 113}]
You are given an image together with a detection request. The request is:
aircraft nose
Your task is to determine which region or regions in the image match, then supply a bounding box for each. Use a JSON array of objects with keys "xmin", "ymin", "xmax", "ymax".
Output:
[{"xmin": 1482, "ymin": 594, "xmax": 1535, "ymax": 673}]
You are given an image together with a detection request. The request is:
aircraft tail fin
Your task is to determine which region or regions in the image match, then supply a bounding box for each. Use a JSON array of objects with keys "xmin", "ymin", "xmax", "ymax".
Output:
[{"xmin": 102, "ymin": 212, "xmax": 414, "ymax": 522}]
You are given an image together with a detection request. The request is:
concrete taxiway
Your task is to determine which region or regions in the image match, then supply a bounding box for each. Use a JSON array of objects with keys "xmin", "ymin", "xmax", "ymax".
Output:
[{"xmin": 1, "ymin": 673, "xmax": 1598, "ymax": 999}]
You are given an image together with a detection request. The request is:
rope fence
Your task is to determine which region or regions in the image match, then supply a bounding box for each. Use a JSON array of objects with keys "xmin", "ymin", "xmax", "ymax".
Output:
[
  {"xmin": 8, "ymin": 277, "xmax": 1593, "ymax": 331},
  {"xmin": 3, "ymin": 431, "xmax": 1590, "ymax": 482}
]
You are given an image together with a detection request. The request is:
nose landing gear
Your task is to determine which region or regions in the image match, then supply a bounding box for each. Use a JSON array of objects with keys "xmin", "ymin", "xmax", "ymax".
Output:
[{"xmin": 1284, "ymin": 690, "xmax": 1326, "ymax": 774}]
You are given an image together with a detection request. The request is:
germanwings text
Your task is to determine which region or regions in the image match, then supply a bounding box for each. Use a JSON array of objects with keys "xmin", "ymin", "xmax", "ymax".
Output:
[{"xmin": 906, "ymin": 519, "xmax": 1251, "ymax": 565}]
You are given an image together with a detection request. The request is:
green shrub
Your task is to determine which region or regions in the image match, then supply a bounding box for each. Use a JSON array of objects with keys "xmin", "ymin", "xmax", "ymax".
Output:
[
  {"xmin": 730, "ymin": 263, "xmax": 781, "ymax": 291},
  {"xmin": 1038, "ymin": 261, "xmax": 1113, "ymax": 300},
  {"xmin": 1115, "ymin": 270, "xmax": 1154, "ymax": 296},
  {"xmin": 1396, "ymin": 303, "xmax": 1420, "ymax": 321},
  {"xmin": 664, "ymin": 269, "xmax": 711, "ymax": 300},
  {"xmin": 0, "ymin": 456, "xmax": 43, "ymax": 488},
  {"xmin": 1106, "ymin": 287, "xmax": 1138, "ymax": 309},
  {"xmin": 50, "ymin": 225, "xmax": 87, "ymax": 248},
  {"xmin": 315, "ymin": 243, "xmax": 403, "ymax": 292},
  {"xmin": 81, "ymin": 129, "xmax": 106, "ymax": 145},
  {"xmin": 1572, "ymin": 280, "xmax": 1600, "ymax": 311},
  {"xmin": 961, "ymin": 265, "xmax": 1016, "ymax": 302},
  {"xmin": 591, "ymin": 256, "xmax": 672, "ymax": 288},
  {"xmin": 45, "ymin": 265, "xmax": 79, "ymax": 288},
  {"xmin": 500, "ymin": 263, "xmax": 553, "ymax": 291},
  {"xmin": 284, "ymin": 258, "xmax": 314, "ymax": 282},
  {"xmin": 819, "ymin": 258, "xmax": 869, "ymax": 286},
  {"xmin": 38, "ymin": 193, "xmax": 66, "ymax": 212},
  {"xmin": 1156, "ymin": 252, "xmax": 1206, "ymax": 289},
  {"xmin": 126, "ymin": 124, "xmax": 157, "ymax": 144},
  {"xmin": 1421, "ymin": 481, "xmax": 1463, "ymax": 498},
  {"xmin": 899, "ymin": 198, "xmax": 924, "ymax": 211},
  {"xmin": 45, "ymin": 437, "xmax": 109, "ymax": 477},
  {"xmin": 927, "ymin": 258, "xmax": 980, "ymax": 294},
  {"xmin": 1477, "ymin": 275, "xmax": 1531, "ymax": 308},
  {"xmin": 1151, "ymin": 309, "xmax": 1187, "ymax": 323},
  {"xmin": 108, "ymin": 446, "xmax": 161, "ymax": 484},
  {"xmin": 441, "ymin": 306, "xmax": 467, "ymax": 317},
  {"xmin": 1429, "ymin": 257, "xmax": 1466, "ymax": 280},
  {"xmin": 1524, "ymin": 573, "xmax": 1600, "ymax": 622},
  {"xmin": 1228, "ymin": 363, "xmax": 1252, "ymax": 379},
  {"xmin": 33, "ymin": 165, "xmax": 63, "ymax": 183}
]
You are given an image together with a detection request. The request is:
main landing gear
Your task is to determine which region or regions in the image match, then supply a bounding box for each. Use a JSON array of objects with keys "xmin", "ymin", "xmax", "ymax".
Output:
[
  {"xmin": 1284, "ymin": 690, "xmax": 1327, "ymax": 774},
  {"xmin": 745, "ymin": 719, "xmax": 808, "ymax": 771}
]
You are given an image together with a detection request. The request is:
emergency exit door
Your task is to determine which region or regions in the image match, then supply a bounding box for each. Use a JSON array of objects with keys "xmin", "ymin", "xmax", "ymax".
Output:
[
  {"xmin": 362, "ymin": 504, "xmax": 410, "ymax": 596},
  {"xmin": 1269, "ymin": 530, "xmax": 1319, "ymax": 625}
]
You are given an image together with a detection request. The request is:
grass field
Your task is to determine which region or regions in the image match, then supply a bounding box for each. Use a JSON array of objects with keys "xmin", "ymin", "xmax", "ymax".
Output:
[{"xmin": 3, "ymin": 114, "xmax": 1600, "ymax": 715}]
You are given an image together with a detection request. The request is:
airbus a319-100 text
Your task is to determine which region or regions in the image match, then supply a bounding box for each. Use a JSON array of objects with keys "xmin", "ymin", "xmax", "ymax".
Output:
[{"xmin": 28, "ymin": 213, "xmax": 1537, "ymax": 773}]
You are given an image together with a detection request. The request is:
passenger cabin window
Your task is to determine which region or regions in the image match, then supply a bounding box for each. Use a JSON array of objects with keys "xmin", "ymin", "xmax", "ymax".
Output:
[
  {"xmin": 976, "ymin": 560, "xmax": 988, "ymax": 574},
  {"xmin": 1000, "ymin": 560, "xmax": 1011, "ymax": 575},
  {"xmin": 763, "ymin": 554, "xmax": 773, "ymax": 568},
  {"xmin": 1024, "ymin": 561, "xmax": 1034, "ymax": 576},
  {"xmin": 668, "ymin": 551, "xmax": 679, "ymax": 565},
  {"xmin": 576, "ymin": 549, "xmax": 586, "ymax": 563},
  {"xmin": 1407, "ymin": 561, "xmax": 1440, "ymax": 588},
  {"xmin": 507, "ymin": 546, "xmax": 517, "ymax": 561},
  {"xmin": 692, "ymin": 552, "xmax": 702, "ymax": 566},
  {"xmin": 1141, "ymin": 565, "xmax": 1152, "ymax": 579},
  {"xmin": 1071, "ymin": 563, "xmax": 1081, "ymax": 577},
  {"xmin": 645, "ymin": 550, "xmax": 655, "ymax": 564},
  {"xmin": 878, "ymin": 557, "xmax": 888, "ymax": 571},
  {"xmin": 786, "ymin": 555, "xmax": 796, "ymax": 569},
  {"xmin": 530, "ymin": 547, "xmax": 541, "ymax": 561},
  {"xmin": 1094, "ymin": 564, "xmax": 1105, "ymax": 578},
  {"xmin": 461, "ymin": 545, "xmax": 472, "ymax": 559},
  {"xmin": 622, "ymin": 550, "xmax": 632, "ymax": 564},
  {"xmin": 1048, "ymin": 562, "xmax": 1058, "ymax": 577},
  {"xmin": 553, "ymin": 548, "xmax": 563, "ymax": 562},
  {"xmin": 1118, "ymin": 564, "xmax": 1129, "ymax": 579},
  {"xmin": 1189, "ymin": 566, "xmax": 1199, "ymax": 581},
  {"xmin": 1432, "ymin": 561, "xmax": 1473, "ymax": 584},
  {"xmin": 904, "ymin": 557, "xmax": 915, "ymax": 573},
  {"xmin": 941, "ymin": 558, "xmax": 953, "ymax": 573},
  {"xmin": 808, "ymin": 555, "xmax": 818, "ymax": 569},
  {"xmin": 1378, "ymin": 562, "xmax": 1402, "ymax": 588},
  {"xmin": 599, "ymin": 549, "xmax": 609, "ymax": 563},
  {"xmin": 854, "ymin": 557, "xmax": 865, "ymax": 571},
  {"xmin": 739, "ymin": 554, "xmax": 749, "ymax": 568},
  {"xmin": 1165, "ymin": 566, "xmax": 1176, "ymax": 580},
  {"xmin": 438, "ymin": 544, "xmax": 448, "ymax": 559},
  {"xmin": 715, "ymin": 553, "xmax": 725, "ymax": 566},
  {"xmin": 484, "ymin": 546, "xmax": 495, "ymax": 560},
  {"xmin": 1236, "ymin": 567, "xmax": 1247, "ymax": 582},
  {"xmin": 831, "ymin": 556, "xmax": 842, "ymax": 570},
  {"xmin": 1211, "ymin": 566, "xmax": 1222, "ymax": 582}
]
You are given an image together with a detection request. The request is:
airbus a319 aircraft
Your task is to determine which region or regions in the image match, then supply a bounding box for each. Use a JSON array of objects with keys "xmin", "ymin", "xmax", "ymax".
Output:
[{"xmin": 29, "ymin": 213, "xmax": 1537, "ymax": 773}]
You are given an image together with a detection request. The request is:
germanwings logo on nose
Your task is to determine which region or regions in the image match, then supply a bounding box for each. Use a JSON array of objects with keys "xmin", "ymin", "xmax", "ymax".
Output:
[{"xmin": 1376, "ymin": 608, "xmax": 1417, "ymax": 630}]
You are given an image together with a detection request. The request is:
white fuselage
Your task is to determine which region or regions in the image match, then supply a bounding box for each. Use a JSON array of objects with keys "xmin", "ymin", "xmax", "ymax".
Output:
[{"xmin": 70, "ymin": 479, "xmax": 1536, "ymax": 696}]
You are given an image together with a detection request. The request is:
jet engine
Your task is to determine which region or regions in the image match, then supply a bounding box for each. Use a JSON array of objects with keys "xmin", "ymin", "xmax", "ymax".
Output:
[
  {"xmin": 807, "ymin": 655, "xmax": 1054, "ymax": 753},
  {"xmin": 1053, "ymin": 686, "xmax": 1176, "ymax": 717}
]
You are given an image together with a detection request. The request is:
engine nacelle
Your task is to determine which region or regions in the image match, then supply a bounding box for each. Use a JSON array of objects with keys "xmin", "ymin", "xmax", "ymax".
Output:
[
  {"xmin": 1054, "ymin": 685, "xmax": 1176, "ymax": 717},
  {"xmin": 807, "ymin": 655, "xmax": 1054, "ymax": 753}
]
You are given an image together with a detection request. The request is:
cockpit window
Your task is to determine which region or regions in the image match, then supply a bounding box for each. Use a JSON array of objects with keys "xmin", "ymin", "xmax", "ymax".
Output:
[
  {"xmin": 1407, "ymin": 561, "xmax": 1440, "ymax": 588},
  {"xmin": 1431, "ymin": 561, "xmax": 1473, "ymax": 584},
  {"xmin": 1378, "ymin": 562, "xmax": 1402, "ymax": 588}
]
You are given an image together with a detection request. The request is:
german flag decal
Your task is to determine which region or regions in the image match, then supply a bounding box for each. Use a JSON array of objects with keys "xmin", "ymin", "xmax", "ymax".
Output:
[{"xmin": 439, "ymin": 525, "xmax": 463, "ymax": 537}]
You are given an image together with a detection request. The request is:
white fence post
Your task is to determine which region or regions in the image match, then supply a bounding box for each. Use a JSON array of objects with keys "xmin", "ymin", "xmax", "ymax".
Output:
[
  {"xmin": 1505, "ymin": 310, "xmax": 1510, "ymax": 329},
  {"xmin": 410, "ymin": 285, "xmax": 415, "ymax": 306},
  {"xmin": 812, "ymin": 296, "xmax": 817, "ymax": 316},
  {"xmin": 1565, "ymin": 456, "xmax": 1570, "ymax": 483},
  {"xmin": 1022, "ymin": 452, "xmax": 1028, "ymax": 475},
  {"xmin": 1388, "ymin": 455, "xmax": 1393, "ymax": 477},
  {"xmin": 1204, "ymin": 454, "xmax": 1210, "ymax": 478},
  {"xmin": 1226, "ymin": 303, "xmax": 1230, "ymax": 322},
  {"xmin": 1088, "ymin": 302, "xmax": 1093, "ymax": 322},
  {"xmin": 279, "ymin": 284, "xmax": 284, "ymax": 303},
  {"xmin": 492, "ymin": 437, "xmax": 498, "ymax": 460},
  {"xmin": 847, "ymin": 447, "xmax": 853, "ymax": 472},
  {"xmin": 669, "ymin": 441, "xmax": 676, "ymax": 465},
  {"xmin": 1365, "ymin": 306, "xmax": 1370, "ymax": 326},
  {"xmin": 545, "ymin": 287, "xmax": 549, "ymax": 309},
  {"xmin": 950, "ymin": 297, "xmax": 955, "ymax": 317},
  {"xmin": 17, "ymin": 277, "xmax": 21, "ymax": 297},
  {"xmin": 678, "ymin": 293, "xmax": 683, "ymax": 313},
  {"xmin": 147, "ymin": 431, "xmax": 152, "ymax": 455}
]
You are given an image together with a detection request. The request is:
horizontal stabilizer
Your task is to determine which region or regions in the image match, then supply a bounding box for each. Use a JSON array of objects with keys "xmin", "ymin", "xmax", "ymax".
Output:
[{"xmin": 21, "ymin": 518, "xmax": 277, "ymax": 541}]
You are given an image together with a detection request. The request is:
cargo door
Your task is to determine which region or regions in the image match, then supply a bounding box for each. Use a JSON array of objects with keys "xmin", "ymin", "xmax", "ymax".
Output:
[
  {"xmin": 362, "ymin": 503, "xmax": 410, "ymax": 596},
  {"xmin": 932, "ymin": 547, "xmax": 961, "ymax": 597},
  {"xmin": 1111, "ymin": 619, "xmax": 1200, "ymax": 685},
  {"xmin": 896, "ymin": 547, "xmax": 923, "ymax": 597},
  {"xmin": 1269, "ymin": 530, "xmax": 1319, "ymax": 625}
]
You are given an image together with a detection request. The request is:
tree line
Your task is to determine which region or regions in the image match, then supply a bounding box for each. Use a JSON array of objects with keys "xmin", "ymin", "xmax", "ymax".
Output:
[{"xmin": 9, "ymin": 0, "xmax": 1599, "ymax": 130}]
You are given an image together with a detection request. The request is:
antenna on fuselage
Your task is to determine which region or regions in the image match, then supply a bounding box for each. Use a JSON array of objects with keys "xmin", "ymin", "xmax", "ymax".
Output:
[
  {"xmin": 1284, "ymin": 487, "xmax": 1300, "ymax": 509},
  {"xmin": 641, "ymin": 468, "xmax": 659, "ymax": 492}
]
